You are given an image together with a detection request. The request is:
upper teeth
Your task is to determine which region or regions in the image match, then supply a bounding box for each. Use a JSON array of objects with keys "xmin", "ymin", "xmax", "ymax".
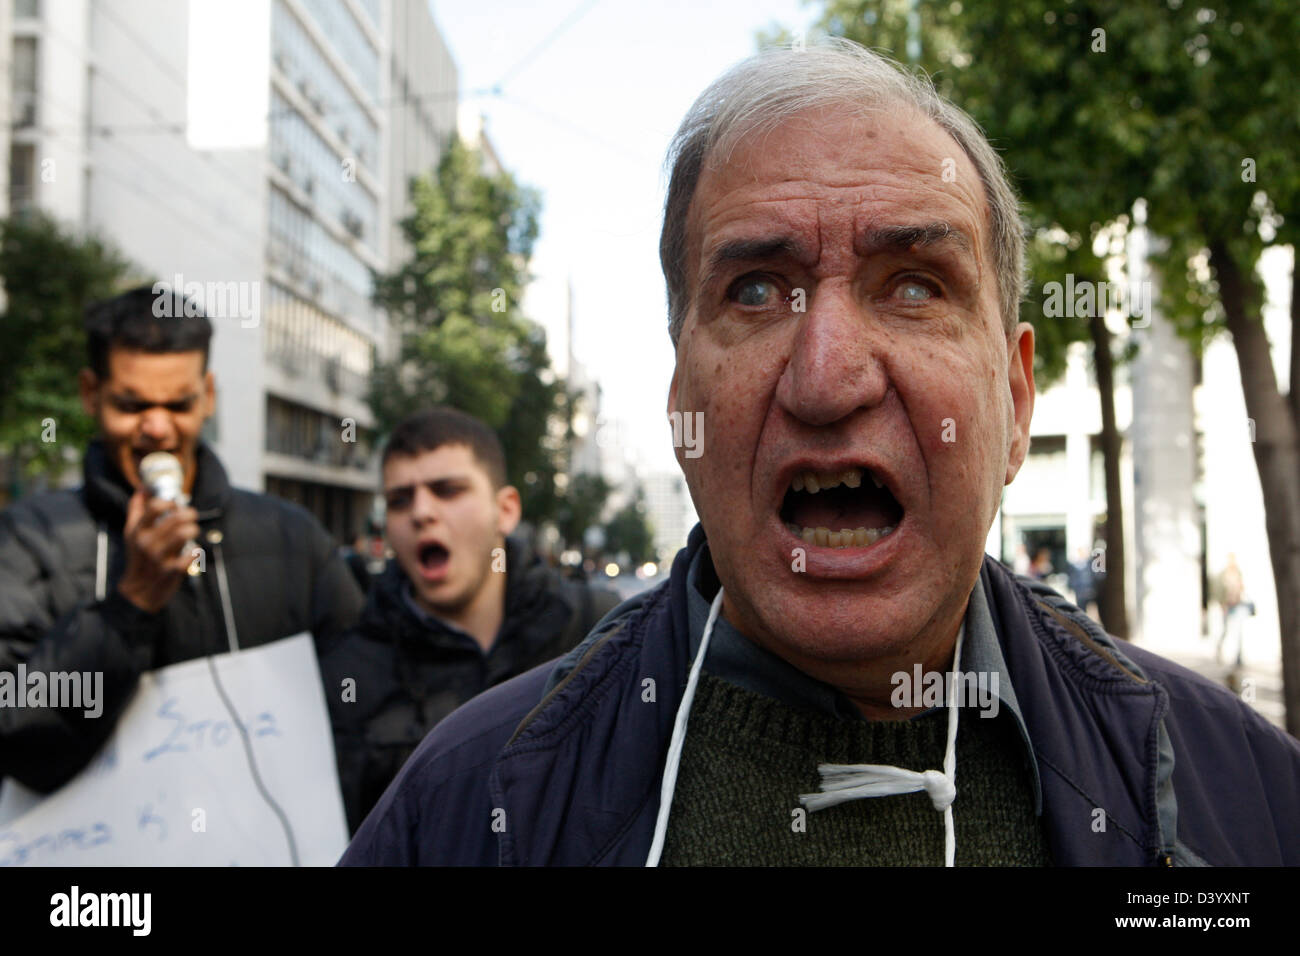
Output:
[{"xmin": 791, "ymin": 468, "xmax": 884, "ymax": 493}]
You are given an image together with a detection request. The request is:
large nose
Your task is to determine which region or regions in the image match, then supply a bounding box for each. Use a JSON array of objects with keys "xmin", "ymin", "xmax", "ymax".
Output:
[
  {"xmin": 774, "ymin": 279, "xmax": 890, "ymax": 426},
  {"xmin": 139, "ymin": 407, "xmax": 175, "ymax": 444}
]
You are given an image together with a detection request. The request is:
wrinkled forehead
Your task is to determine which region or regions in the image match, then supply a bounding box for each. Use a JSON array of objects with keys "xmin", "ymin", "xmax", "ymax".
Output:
[{"xmin": 684, "ymin": 104, "xmax": 990, "ymax": 284}]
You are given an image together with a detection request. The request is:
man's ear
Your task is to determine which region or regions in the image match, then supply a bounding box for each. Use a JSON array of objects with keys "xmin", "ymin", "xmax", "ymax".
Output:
[
  {"xmin": 1004, "ymin": 322, "xmax": 1036, "ymax": 486},
  {"xmin": 495, "ymin": 484, "xmax": 522, "ymax": 537},
  {"xmin": 667, "ymin": 363, "xmax": 680, "ymax": 419},
  {"xmin": 78, "ymin": 368, "xmax": 100, "ymax": 419},
  {"xmin": 202, "ymin": 369, "xmax": 216, "ymax": 419}
]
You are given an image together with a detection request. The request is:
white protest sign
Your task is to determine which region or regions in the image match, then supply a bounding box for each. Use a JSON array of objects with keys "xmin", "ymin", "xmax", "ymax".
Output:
[{"xmin": 0, "ymin": 633, "xmax": 347, "ymax": 866}]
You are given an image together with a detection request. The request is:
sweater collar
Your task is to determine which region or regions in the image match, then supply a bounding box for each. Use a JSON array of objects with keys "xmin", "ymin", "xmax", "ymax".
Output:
[{"xmin": 682, "ymin": 529, "xmax": 1042, "ymax": 813}]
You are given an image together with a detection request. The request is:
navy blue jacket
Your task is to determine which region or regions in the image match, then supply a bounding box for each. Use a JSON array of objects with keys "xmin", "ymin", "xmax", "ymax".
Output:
[{"xmin": 340, "ymin": 526, "xmax": 1300, "ymax": 866}]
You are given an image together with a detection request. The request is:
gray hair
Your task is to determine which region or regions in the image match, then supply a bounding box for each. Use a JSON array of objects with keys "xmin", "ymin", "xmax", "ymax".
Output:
[{"xmin": 659, "ymin": 38, "xmax": 1026, "ymax": 345}]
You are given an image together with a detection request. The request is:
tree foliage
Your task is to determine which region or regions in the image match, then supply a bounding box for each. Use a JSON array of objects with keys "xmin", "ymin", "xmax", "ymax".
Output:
[
  {"xmin": 803, "ymin": 0, "xmax": 1296, "ymax": 351},
  {"xmin": 555, "ymin": 472, "xmax": 612, "ymax": 551},
  {"xmin": 604, "ymin": 487, "xmax": 656, "ymax": 566},
  {"xmin": 0, "ymin": 212, "xmax": 136, "ymax": 491},
  {"xmin": 370, "ymin": 136, "xmax": 571, "ymax": 522}
]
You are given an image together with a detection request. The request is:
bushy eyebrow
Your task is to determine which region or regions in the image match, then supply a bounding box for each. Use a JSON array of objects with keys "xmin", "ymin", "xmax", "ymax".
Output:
[
  {"xmin": 698, "ymin": 236, "xmax": 811, "ymax": 294},
  {"xmin": 695, "ymin": 222, "xmax": 977, "ymax": 308},
  {"xmin": 383, "ymin": 476, "xmax": 471, "ymax": 496},
  {"xmin": 857, "ymin": 222, "xmax": 972, "ymax": 256},
  {"xmin": 110, "ymin": 390, "xmax": 200, "ymax": 406}
]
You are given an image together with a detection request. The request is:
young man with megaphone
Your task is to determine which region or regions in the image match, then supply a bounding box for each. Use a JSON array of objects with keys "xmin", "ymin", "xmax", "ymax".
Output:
[{"xmin": 0, "ymin": 285, "xmax": 363, "ymax": 794}]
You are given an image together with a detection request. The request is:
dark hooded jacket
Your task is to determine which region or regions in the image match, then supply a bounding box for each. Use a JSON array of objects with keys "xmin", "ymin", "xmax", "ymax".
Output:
[
  {"xmin": 339, "ymin": 524, "xmax": 1300, "ymax": 866},
  {"xmin": 0, "ymin": 440, "xmax": 364, "ymax": 791},
  {"xmin": 322, "ymin": 538, "xmax": 619, "ymax": 833}
]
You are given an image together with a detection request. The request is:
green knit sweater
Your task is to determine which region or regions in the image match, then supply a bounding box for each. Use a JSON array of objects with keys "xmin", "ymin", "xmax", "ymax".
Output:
[{"xmin": 659, "ymin": 672, "xmax": 1051, "ymax": 866}]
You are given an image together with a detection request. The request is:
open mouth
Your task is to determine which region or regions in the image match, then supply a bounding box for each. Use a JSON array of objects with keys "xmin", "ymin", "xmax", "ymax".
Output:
[
  {"xmin": 132, "ymin": 448, "xmax": 161, "ymax": 469},
  {"xmin": 779, "ymin": 466, "xmax": 904, "ymax": 549},
  {"xmin": 417, "ymin": 541, "xmax": 450, "ymax": 574}
]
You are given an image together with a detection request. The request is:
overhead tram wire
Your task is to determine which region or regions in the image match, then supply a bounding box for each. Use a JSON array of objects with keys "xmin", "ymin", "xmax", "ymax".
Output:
[
  {"xmin": 28, "ymin": 1, "xmax": 654, "ymax": 209},
  {"xmin": 494, "ymin": 92, "xmax": 651, "ymax": 164},
  {"xmin": 39, "ymin": 0, "xmax": 482, "ymax": 143},
  {"xmin": 31, "ymin": 13, "xmax": 394, "ymax": 282},
  {"xmin": 36, "ymin": 123, "xmax": 267, "ymax": 275},
  {"xmin": 31, "ymin": 85, "xmax": 472, "ymax": 139},
  {"xmin": 490, "ymin": 0, "xmax": 602, "ymax": 92},
  {"xmin": 31, "ymin": 15, "xmax": 271, "ymax": 221},
  {"xmin": 35, "ymin": 0, "xmax": 603, "ymax": 140},
  {"xmin": 19, "ymin": 83, "xmax": 267, "ymax": 265}
]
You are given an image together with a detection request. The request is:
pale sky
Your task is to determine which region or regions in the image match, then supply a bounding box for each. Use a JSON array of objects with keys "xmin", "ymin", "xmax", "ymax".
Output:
[{"xmin": 429, "ymin": 0, "xmax": 820, "ymax": 473}]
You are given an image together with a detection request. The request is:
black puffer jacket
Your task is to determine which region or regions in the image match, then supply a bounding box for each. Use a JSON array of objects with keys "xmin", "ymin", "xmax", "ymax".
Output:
[
  {"xmin": 0, "ymin": 440, "xmax": 364, "ymax": 791},
  {"xmin": 322, "ymin": 541, "xmax": 619, "ymax": 834}
]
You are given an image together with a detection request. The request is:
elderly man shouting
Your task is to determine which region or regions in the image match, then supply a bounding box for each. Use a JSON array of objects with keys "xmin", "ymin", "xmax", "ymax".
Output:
[{"xmin": 341, "ymin": 40, "xmax": 1300, "ymax": 866}]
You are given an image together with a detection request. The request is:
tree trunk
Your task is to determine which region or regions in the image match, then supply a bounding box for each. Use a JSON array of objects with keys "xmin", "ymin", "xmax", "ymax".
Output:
[
  {"xmin": 1090, "ymin": 309, "xmax": 1129, "ymax": 639},
  {"xmin": 1290, "ymin": 264, "xmax": 1300, "ymax": 440},
  {"xmin": 1210, "ymin": 240, "xmax": 1300, "ymax": 738}
]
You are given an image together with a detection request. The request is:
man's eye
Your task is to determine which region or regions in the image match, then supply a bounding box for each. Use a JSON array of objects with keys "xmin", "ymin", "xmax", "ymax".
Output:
[
  {"xmin": 385, "ymin": 492, "xmax": 412, "ymax": 511},
  {"xmin": 730, "ymin": 276, "xmax": 782, "ymax": 308},
  {"xmin": 895, "ymin": 279, "xmax": 937, "ymax": 302}
]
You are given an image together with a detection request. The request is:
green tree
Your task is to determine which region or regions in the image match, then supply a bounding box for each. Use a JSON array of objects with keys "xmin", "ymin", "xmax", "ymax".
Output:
[
  {"xmin": 371, "ymin": 136, "xmax": 570, "ymax": 521},
  {"xmin": 604, "ymin": 487, "xmax": 656, "ymax": 566},
  {"xmin": 555, "ymin": 472, "xmax": 612, "ymax": 551},
  {"xmin": 0, "ymin": 212, "xmax": 135, "ymax": 495},
  {"xmin": 802, "ymin": 0, "xmax": 1300, "ymax": 732}
]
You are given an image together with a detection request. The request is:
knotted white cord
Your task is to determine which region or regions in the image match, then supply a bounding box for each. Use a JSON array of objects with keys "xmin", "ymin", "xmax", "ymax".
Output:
[
  {"xmin": 799, "ymin": 622, "xmax": 966, "ymax": 866},
  {"xmin": 647, "ymin": 586, "xmax": 966, "ymax": 867}
]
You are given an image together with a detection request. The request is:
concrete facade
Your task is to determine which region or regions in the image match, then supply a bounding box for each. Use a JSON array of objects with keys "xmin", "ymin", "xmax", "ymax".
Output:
[{"xmin": 7, "ymin": 0, "xmax": 460, "ymax": 542}]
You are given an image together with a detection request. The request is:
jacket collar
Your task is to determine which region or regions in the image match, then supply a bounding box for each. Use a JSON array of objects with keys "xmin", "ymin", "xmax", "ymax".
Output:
[
  {"xmin": 980, "ymin": 557, "xmax": 1172, "ymax": 864},
  {"xmin": 82, "ymin": 438, "xmax": 231, "ymax": 526},
  {"xmin": 497, "ymin": 525, "xmax": 1172, "ymax": 866},
  {"xmin": 680, "ymin": 536, "xmax": 1044, "ymax": 813},
  {"xmin": 360, "ymin": 536, "xmax": 555, "ymax": 650}
]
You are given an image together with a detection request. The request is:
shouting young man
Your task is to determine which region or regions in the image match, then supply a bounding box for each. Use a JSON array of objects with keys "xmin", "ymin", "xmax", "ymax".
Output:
[
  {"xmin": 324, "ymin": 407, "xmax": 618, "ymax": 833},
  {"xmin": 0, "ymin": 285, "xmax": 362, "ymax": 793}
]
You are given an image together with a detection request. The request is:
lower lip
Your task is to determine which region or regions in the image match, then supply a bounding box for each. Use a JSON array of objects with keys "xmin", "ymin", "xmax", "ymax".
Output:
[
  {"xmin": 775, "ymin": 515, "xmax": 908, "ymax": 578},
  {"xmin": 418, "ymin": 556, "xmax": 450, "ymax": 582}
]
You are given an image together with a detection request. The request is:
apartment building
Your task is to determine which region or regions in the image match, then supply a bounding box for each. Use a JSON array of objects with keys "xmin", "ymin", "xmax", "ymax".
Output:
[{"xmin": 6, "ymin": 0, "xmax": 459, "ymax": 542}]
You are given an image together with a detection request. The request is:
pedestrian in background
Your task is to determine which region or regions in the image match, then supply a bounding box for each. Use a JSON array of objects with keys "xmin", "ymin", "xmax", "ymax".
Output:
[{"xmin": 1215, "ymin": 553, "xmax": 1253, "ymax": 669}]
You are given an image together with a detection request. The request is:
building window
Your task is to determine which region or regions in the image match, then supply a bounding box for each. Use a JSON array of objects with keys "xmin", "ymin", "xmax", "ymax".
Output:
[
  {"xmin": 13, "ymin": 36, "xmax": 39, "ymax": 127},
  {"xmin": 265, "ymin": 394, "xmax": 373, "ymax": 471},
  {"xmin": 9, "ymin": 143, "xmax": 36, "ymax": 211}
]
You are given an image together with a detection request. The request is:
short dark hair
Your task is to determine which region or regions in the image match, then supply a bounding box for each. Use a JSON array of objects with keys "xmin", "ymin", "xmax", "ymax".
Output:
[
  {"xmin": 381, "ymin": 406, "xmax": 508, "ymax": 489},
  {"xmin": 84, "ymin": 284, "xmax": 213, "ymax": 378}
]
